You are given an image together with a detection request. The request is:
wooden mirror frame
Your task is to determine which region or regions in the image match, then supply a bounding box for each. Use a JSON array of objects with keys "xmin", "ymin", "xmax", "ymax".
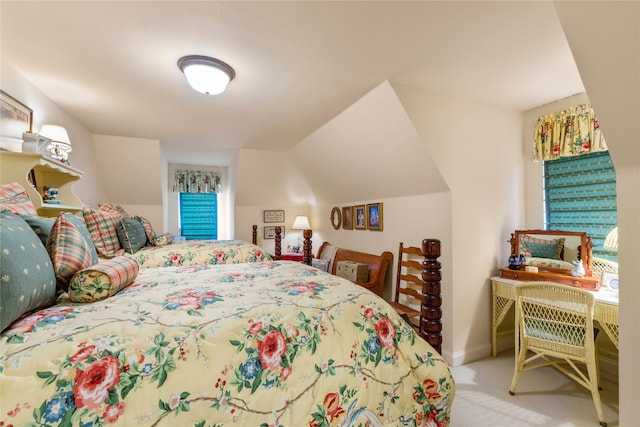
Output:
[{"xmin": 509, "ymin": 229, "xmax": 593, "ymax": 276}]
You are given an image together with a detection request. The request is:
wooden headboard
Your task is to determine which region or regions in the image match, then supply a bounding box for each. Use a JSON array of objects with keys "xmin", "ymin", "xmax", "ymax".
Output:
[{"xmin": 251, "ymin": 225, "xmax": 313, "ymax": 264}]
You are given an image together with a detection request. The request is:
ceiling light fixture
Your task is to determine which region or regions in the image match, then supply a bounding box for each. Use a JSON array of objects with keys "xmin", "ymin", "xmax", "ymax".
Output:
[{"xmin": 177, "ymin": 55, "xmax": 236, "ymax": 95}]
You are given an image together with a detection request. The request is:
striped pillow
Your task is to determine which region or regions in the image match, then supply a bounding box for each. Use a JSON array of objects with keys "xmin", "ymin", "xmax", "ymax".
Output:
[
  {"xmin": 0, "ymin": 182, "xmax": 37, "ymax": 216},
  {"xmin": 47, "ymin": 212, "xmax": 99, "ymax": 290},
  {"xmin": 82, "ymin": 206, "xmax": 123, "ymax": 257},
  {"xmin": 68, "ymin": 256, "xmax": 139, "ymax": 302}
]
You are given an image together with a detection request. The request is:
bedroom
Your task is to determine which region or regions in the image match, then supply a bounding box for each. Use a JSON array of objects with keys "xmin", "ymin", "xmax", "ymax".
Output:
[{"xmin": 1, "ymin": 1, "xmax": 638, "ymax": 425}]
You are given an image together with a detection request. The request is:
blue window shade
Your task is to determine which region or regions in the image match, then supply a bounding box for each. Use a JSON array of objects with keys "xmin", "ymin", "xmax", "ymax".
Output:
[
  {"xmin": 544, "ymin": 151, "xmax": 617, "ymax": 261},
  {"xmin": 179, "ymin": 193, "xmax": 217, "ymax": 240}
]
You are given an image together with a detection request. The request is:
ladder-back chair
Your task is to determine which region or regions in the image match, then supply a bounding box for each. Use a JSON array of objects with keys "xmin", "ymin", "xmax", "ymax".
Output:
[
  {"xmin": 509, "ymin": 282, "xmax": 607, "ymax": 426},
  {"xmin": 389, "ymin": 242, "xmax": 422, "ymax": 327}
]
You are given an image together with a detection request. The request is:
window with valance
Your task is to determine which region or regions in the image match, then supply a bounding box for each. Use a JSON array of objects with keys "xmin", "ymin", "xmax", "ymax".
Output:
[
  {"xmin": 173, "ymin": 169, "xmax": 222, "ymax": 194},
  {"xmin": 533, "ymin": 104, "xmax": 607, "ymax": 161},
  {"xmin": 537, "ymin": 104, "xmax": 617, "ymax": 262}
]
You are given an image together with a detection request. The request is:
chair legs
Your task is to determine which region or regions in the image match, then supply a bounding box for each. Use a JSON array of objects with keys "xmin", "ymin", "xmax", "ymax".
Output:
[{"xmin": 508, "ymin": 349, "xmax": 607, "ymax": 426}]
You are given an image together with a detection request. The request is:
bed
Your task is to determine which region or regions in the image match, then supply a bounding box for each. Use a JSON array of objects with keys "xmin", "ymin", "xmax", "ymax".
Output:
[{"xmin": 0, "ymin": 208, "xmax": 454, "ymax": 426}]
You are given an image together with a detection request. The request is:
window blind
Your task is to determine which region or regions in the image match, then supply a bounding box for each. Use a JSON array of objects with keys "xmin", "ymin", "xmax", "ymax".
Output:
[
  {"xmin": 544, "ymin": 151, "xmax": 617, "ymax": 261},
  {"xmin": 179, "ymin": 193, "xmax": 217, "ymax": 240}
]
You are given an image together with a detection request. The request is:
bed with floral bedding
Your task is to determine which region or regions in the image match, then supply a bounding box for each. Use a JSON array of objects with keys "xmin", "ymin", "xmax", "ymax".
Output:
[
  {"xmin": 0, "ymin": 259, "xmax": 454, "ymax": 426},
  {"xmin": 125, "ymin": 239, "xmax": 272, "ymax": 268}
]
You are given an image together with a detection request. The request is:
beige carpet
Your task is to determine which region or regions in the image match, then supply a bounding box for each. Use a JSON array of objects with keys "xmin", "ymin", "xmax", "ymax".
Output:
[{"xmin": 449, "ymin": 351, "xmax": 619, "ymax": 427}]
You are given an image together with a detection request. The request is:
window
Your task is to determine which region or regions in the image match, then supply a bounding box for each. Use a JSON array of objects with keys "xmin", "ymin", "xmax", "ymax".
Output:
[
  {"xmin": 179, "ymin": 193, "xmax": 217, "ymax": 240},
  {"xmin": 543, "ymin": 151, "xmax": 617, "ymax": 261}
]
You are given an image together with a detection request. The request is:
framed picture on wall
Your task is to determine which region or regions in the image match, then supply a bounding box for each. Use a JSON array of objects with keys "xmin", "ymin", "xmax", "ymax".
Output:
[
  {"xmin": 366, "ymin": 202, "xmax": 383, "ymax": 231},
  {"xmin": 263, "ymin": 209, "xmax": 285, "ymax": 223},
  {"xmin": 264, "ymin": 226, "xmax": 285, "ymax": 239},
  {"xmin": 342, "ymin": 206, "xmax": 353, "ymax": 230},
  {"xmin": 1, "ymin": 90, "xmax": 33, "ymax": 139},
  {"xmin": 354, "ymin": 205, "xmax": 366, "ymax": 230}
]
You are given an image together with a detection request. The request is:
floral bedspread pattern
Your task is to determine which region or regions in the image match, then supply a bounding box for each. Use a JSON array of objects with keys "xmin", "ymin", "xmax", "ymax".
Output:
[
  {"xmin": 1, "ymin": 261, "xmax": 454, "ymax": 426},
  {"xmin": 124, "ymin": 240, "xmax": 272, "ymax": 268}
]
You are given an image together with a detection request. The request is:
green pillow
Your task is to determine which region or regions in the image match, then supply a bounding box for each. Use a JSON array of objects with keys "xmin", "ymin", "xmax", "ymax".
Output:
[
  {"xmin": 0, "ymin": 210, "xmax": 57, "ymax": 331},
  {"xmin": 20, "ymin": 215, "xmax": 55, "ymax": 246},
  {"xmin": 524, "ymin": 240, "xmax": 561, "ymax": 259},
  {"xmin": 116, "ymin": 218, "xmax": 147, "ymax": 253}
]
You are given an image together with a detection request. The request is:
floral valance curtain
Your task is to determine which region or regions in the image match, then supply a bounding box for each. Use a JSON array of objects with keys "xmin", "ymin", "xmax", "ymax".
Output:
[
  {"xmin": 533, "ymin": 104, "xmax": 607, "ymax": 161},
  {"xmin": 173, "ymin": 169, "xmax": 221, "ymax": 194}
]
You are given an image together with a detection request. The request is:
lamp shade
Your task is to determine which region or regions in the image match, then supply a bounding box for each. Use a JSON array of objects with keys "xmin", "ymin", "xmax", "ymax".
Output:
[
  {"xmin": 292, "ymin": 215, "xmax": 311, "ymax": 230},
  {"xmin": 603, "ymin": 227, "xmax": 618, "ymax": 251},
  {"xmin": 39, "ymin": 125, "xmax": 70, "ymax": 145},
  {"xmin": 178, "ymin": 55, "xmax": 235, "ymax": 95}
]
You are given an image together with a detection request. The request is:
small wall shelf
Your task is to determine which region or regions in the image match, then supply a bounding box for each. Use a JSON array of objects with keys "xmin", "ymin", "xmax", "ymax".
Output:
[{"xmin": 0, "ymin": 151, "xmax": 84, "ymax": 217}]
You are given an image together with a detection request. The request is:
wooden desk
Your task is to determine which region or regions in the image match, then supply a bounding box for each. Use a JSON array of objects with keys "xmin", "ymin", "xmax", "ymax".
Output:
[{"xmin": 491, "ymin": 276, "xmax": 619, "ymax": 356}]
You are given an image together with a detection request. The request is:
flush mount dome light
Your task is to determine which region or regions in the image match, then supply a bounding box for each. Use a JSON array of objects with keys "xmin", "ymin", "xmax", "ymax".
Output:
[{"xmin": 177, "ymin": 55, "xmax": 236, "ymax": 95}]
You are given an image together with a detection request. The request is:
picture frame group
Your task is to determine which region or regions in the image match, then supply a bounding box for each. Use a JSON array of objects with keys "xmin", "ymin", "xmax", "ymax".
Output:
[{"xmin": 333, "ymin": 203, "xmax": 383, "ymax": 231}]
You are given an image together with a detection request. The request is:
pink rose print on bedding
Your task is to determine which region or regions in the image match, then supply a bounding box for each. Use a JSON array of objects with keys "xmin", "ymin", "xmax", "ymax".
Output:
[
  {"xmin": 72, "ymin": 355, "xmax": 121, "ymax": 409},
  {"xmin": 374, "ymin": 317, "xmax": 396, "ymax": 350},
  {"xmin": 258, "ymin": 329, "xmax": 287, "ymax": 371}
]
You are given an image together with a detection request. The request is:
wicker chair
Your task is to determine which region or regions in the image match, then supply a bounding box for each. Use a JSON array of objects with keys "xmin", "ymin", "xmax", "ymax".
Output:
[
  {"xmin": 591, "ymin": 256, "xmax": 618, "ymax": 277},
  {"xmin": 509, "ymin": 282, "xmax": 607, "ymax": 426}
]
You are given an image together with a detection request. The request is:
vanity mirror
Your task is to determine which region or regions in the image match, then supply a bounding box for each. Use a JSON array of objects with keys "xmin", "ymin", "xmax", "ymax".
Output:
[{"xmin": 500, "ymin": 229, "xmax": 598, "ymax": 289}]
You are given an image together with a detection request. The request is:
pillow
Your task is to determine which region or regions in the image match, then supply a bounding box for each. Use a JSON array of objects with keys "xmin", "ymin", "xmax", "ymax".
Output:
[
  {"xmin": 311, "ymin": 258, "xmax": 330, "ymax": 272},
  {"xmin": 68, "ymin": 256, "xmax": 139, "ymax": 303},
  {"xmin": 82, "ymin": 206, "xmax": 123, "ymax": 257},
  {"xmin": 20, "ymin": 215, "xmax": 55, "ymax": 246},
  {"xmin": 520, "ymin": 235, "xmax": 565, "ymax": 260},
  {"xmin": 134, "ymin": 215, "xmax": 156, "ymax": 244},
  {"xmin": 99, "ymin": 201, "xmax": 131, "ymax": 218},
  {"xmin": 0, "ymin": 182, "xmax": 38, "ymax": 216},
  {"xmin": 153, "ymin": 233, "xmax": 174, "ymax": 246},
  {"xmin": 47, "ymin": 212, "xmax": 99, "ymax": 290},
  {"xmin": 0, "ymin": 210, "xmax": 57, "ymax": 331},
  {"xmin": 116, "ymin": 218, "xmax": 147, "ymax": 253}
]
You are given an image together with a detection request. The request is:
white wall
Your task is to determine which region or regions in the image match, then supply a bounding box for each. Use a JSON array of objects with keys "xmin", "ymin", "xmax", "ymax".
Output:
[
  {"xmin": 0, "ymin": 62, "xmax": 106, "ymax": 205},
  {"xmin": 92, "ymin": 134, "xmax": 164, "ymax": 230},
  {"xmin": 393, "ymin": 84, "xmax": 524, "ymax": 365}
]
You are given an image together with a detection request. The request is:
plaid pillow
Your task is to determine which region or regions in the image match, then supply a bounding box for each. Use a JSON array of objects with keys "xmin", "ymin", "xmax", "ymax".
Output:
[
  {"xmin": 99, "ymin": 201, "xmax": 131, "ymax": 218},
  {"xmin": 82, "ymin": 206, "xmax": 123, "ymax": 257},
  {"xmin": 47, "ymin": 212, "xmax": 99, "ymax": 290},
  {"xmin": 68, "ymin": 256, "xmax": 139, "ymax": 302},
  {"xmin": 0, "ymin": 182, "xmax": 37, "ymax": 216}
]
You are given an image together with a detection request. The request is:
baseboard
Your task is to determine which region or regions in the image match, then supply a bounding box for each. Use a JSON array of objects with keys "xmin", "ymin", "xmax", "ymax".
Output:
[{"xmin": 448, "ymin": 342, "xmax": 493, "ymax": 367}]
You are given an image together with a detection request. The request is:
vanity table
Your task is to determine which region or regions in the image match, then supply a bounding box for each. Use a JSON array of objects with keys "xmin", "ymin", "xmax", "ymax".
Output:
[{"xmin": 491, "ymin": 276, "xmax": 619, "ymax": 356}]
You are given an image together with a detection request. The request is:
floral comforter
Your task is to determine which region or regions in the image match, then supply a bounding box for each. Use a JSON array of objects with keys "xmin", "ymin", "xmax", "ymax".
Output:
[
  {"xmin": 125, "ymin": 239, "xmax": 272, "ymax": 268},
  {"xmin": 0, "ymin": 261, "xmax": 454, "ymax": 427}
]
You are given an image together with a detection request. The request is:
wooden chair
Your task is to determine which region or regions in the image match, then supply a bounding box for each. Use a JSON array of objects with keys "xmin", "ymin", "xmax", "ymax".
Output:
[
  {"xmin": 388, "ymin": 242, "xmax": 423, "ymax": 328},
  {"xmin": 509, "ymin": 282, "xmax": 606, "ymax": 426}
]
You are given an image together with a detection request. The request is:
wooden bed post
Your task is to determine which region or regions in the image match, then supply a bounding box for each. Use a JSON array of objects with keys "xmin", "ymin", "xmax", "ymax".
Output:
[
  {"xmin": 252, "ymin": 225, "xmax": 257, "ymax": 245},
  {"xmin": 302, "ymin": 229, "xmax": 313, "ymax": 265},
  {"xmin": 274, "ymin": 226, "xmax": 282, "ymax": 260},
  {"xmin": 420, "ymin": 238, "xmax": 442, "ymax": 354}
]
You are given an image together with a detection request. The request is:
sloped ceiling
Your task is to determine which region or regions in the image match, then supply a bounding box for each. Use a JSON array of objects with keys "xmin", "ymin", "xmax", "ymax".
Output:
[{"xmin": 0, "ymin": 1, "xmax": 583, "ymax": 166}]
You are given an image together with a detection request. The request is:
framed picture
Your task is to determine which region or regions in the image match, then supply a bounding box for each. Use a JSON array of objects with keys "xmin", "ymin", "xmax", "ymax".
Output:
[
  {"xmin": 600, "ymin": 271, "xmax": 619, "ymax": 290},
  {"xmin": 291, "ymin": 245, "xmax": 300, "ymax": 254},
  {"xmin": 342, "ymin": 206, "xmax": 353, "ymax": 230},
  {"xmin": 264, "ymin": 226, "xmax": 285, "ymax": 239},
  {"xmin": 330, "ymin": 207, "xmax": 341, "ymax": 230},
  {"xmin": 1, "ymin": 90, "xmax": 33, "ymax": 138},
  {"xmin": 354, "ymin": 205, "xmax": 366, "ymax": 230},
  {"xmin": 367, "ymin": 202, "xmax": 383, "ymax": 231},
  {"xmin": 263, "ymin": 209, "xmax": 285, "ymax": 223}
]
